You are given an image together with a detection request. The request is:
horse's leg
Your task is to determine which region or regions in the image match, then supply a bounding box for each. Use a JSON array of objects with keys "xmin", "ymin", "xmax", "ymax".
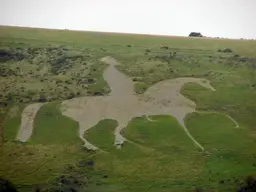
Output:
[
  {"xmin": 79, "ymin": 122, "xmax": 99, "ymax": 151},
  {"xmin": 114, "ymin": 120, "xmax": 129, "ymax": 149},
  {"xmin": 225, "ymin": 114, "xmax": 239, "ymax": 128},
  {"xmin": 114, "ymin": 119, "xmax": 154, "ymax": 151},
  {"xmin": 145, "ymin": 115, "xmax": 156, "ymax": 122},
  {"xmin": 175, "ymin": 116, "xmax": 204, "ymax": 151}
]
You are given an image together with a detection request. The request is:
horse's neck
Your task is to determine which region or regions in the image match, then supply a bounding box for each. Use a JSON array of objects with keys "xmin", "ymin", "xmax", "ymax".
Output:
[{"xmin": 103, "ymin": 65, "xmax": 134, "ymax": 97}]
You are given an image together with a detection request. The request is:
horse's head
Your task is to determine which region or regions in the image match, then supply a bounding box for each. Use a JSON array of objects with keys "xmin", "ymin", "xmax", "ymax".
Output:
[
  {"xmin": 197, "ymin": 79, "xmax": 216, "ymax": 91},
  {"xmin": 100, "ymin": 56, "xmax": 119, "ymax": 66}
]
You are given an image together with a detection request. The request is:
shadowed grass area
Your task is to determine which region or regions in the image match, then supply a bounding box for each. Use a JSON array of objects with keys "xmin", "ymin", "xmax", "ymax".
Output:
[
  {"xmin": 3, "ymin": 105, "xmax": 24, "ymax": 142},
  {"xmin": 3, "ymin": 115, "xmax": 21, "ymax": 141},
  {"xmin": 0, "ymin": 142, "xmax": 88, "ymax": 185},
  {"xmin": 30, "ymin": 102, "xmax": 81, "ymax": 145}
]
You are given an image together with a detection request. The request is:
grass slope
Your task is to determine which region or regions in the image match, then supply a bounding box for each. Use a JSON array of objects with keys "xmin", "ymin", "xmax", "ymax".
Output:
[
  {"xmin": 181, "ymin": 81, "xmax": 256, "ymax": 133},
  {"xmin": 185, "ymin": 113, "xmax": 256, "ymax": 190},
  {"xmin": 30, "ymin": 102, "xmax": 81, "ymax": 145},
  {"xmin": 1, "ymin": 26, "xmax": 256, "ymax": 56},
  {"xmin": 0, "ymin": 26, "xmax": 255, "ymax": 191},
  {"xmin": 3, "ymin": 105, "xmax": 24, "ymax": 141},
  {"xmin": 186, "ymin": 113, "xmax": 254, "ymax": 152},
  {"xmin": 124, "ymin": 115, "xmax": 196, "ymax": 152},
  {"xmin": 85, "ymin": 119, "xmax": 117, "ymax": 151},
  {"xmin": 82, "ymin": 113, "xmax": 256, "ymax": 191},
  {"xmin": 0, "ymin": 143, "xmax": 89, "ymax": 186},
  {"xmin": 85, "ymin": 116, "xmax": 202, "ymax": 191}
]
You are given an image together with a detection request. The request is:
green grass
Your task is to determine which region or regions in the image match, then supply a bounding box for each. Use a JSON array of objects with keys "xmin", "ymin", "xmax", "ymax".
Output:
[
  {"xmin": 85, "ymin": 119, "xmax": 117, "ymax": 151},
  {"xmin": 134, "ymin": 82, "xmax": 148, "ymax": 94},
  {"xmin": 0, "ymin": 143, "xmax": 82, "ymax": 184},
  {"xmin": 1, "ymin": 26, "xmax": 256, "ymax": 56},
  {"xmin": 186, "ymin": 113, "xmax": 254, "ymax": 152},
  {"xmin": 181, "ymin": 80, "xmax": 256, "ymax": 133},
  {"xmin": 30, "ymin": 102, "xmax": 81, "ymax": 145},
  {"xmin": 85, "ymin": 118, "xmax": 149, "ymax": 158},
  {"xmin": 3, "ymin": 105, "xmax": 24, "ymax": 141},
  {"xmin": 85, "ymin": 116, "xmax": 204, "ymax": 191},
  {"xmin": 185, "ymin": 113, "xmax": 256, "ymax": 190},
  {"xmin": 3, "ymin": 115, "xmax": 21, "ymax": 141},
  {"xmin": 124, "ymin": 116, "xmax": 195, "ymax": 152},
  {"xmin": 82, "ymin": 112, "xmax": 256, "ymax": 191},
  {"xmin": 2, "ymin": 113, "xmax": 254, "ymax": 191}
]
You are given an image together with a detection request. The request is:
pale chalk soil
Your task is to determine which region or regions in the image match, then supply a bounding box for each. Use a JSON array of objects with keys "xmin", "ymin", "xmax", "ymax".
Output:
[
  {"xmin": 16, "ymin": 103, "xmax": 44, "ymax": 142},
  {"xmin": 17, "ymin": 56, "xmax": 239, "ymax": 151}
]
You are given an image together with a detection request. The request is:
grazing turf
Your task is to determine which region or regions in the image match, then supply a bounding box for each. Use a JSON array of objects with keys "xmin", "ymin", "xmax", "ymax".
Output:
[
  {"xmin": 1, "ymin": 26, "xmax": 256, "ymax": 57},
  {"xmin": 3, "ymin": 105, "xmax": 24, "ymax": 142},
  {"xmin": 124, "ymin": 115, "xmax": 195, "ymax": 152},
  {"xmin": 185, "ymin": 113, "xmax": 256, "ymax": 190},
  {"xmin": 30, "ymin": 102, "xmax": 81, "ymax": 145},
  {"xmin": 0, "ymin": 26, "xmax": 255, "ymax": 191},
  {"xmin": 185, "ymin": 113, "xmax": 254, "ymax": 152},
  {"xmin": 0, "ymin": 143, "xmax": 84, "ymax": 185},
  {"xmin": 85, "ymin": 116, "xmax": 203, "ymax": 191},
  {"xmin": 85, "ymin": 119, "xmax": 117, "ymax": 151},
  {"xmin": 181, "ymin": 80, "xmax": 256, "ymax": 134}
]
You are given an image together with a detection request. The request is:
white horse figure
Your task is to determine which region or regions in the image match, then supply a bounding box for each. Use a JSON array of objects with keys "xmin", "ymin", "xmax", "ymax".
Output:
[{"xmin": 17, "ymin": 56, "xmax": 239, "ymax": 151}]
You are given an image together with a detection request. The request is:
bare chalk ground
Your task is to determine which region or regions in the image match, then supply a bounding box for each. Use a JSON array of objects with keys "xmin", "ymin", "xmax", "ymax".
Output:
[{"xmin": 16, "ymin": 103, "xmax": 44, "ymax": 142}]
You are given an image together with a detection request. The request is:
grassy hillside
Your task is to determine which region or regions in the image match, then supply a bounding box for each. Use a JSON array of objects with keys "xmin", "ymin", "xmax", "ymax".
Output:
[
  {"xmin": 0, "ymin": 26, "xmax": 255, "ymax": 192},
  {"xmin": 1, "ymin": 26, "xmax": 256, "ymax": 56}
]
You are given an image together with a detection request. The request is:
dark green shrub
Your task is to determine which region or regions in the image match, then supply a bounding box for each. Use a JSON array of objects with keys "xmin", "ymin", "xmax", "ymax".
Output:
[
  {"xmin": 0, "ymin": 178, "xmax": 17, "ymax": 192},
  {"xmin": 222, "ymin": 48, "xmax": 233, "ymax": 53}
]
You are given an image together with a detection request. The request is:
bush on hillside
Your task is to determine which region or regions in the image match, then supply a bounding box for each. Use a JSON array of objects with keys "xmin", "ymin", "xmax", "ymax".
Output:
[
  {"xmin": 0, "ymin": 50, "xmax": 25, "ymax": 62},
  {"xmin": 222, "ymin": 48, "xmax": 233, "ymax": 53},
  {"xmin": 189, "ymin": 32, "xmax": 203, "ymax": 37},
  {"xmin": 194, "ymin": 187, "xmax": 204, "ymax": 192},
  {"xmin": 0, "ymin": 178, "xmax": 17, "ymax": 192},
  {"xmin": 160, "ymin": 45, "xmax": 169, "ymax": 49},
  {"xmin": 237, "ymin": 176, "xmax": 256, "ymax": 192}
]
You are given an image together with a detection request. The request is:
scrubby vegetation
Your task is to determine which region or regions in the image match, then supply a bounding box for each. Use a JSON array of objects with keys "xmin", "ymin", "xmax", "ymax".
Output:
[{"xmin": 0, "ymin": 45, "xmax": 110, "ymax": 107}]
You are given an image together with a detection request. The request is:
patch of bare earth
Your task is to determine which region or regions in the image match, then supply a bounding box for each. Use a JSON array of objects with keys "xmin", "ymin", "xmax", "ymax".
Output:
[
  {"xmin": 61, "ymin": 56, "xmax": 217, "ymax": 151},
  {"xmin": 16, "ymin": 103, "xmax": 44, "ymax": 142}
]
